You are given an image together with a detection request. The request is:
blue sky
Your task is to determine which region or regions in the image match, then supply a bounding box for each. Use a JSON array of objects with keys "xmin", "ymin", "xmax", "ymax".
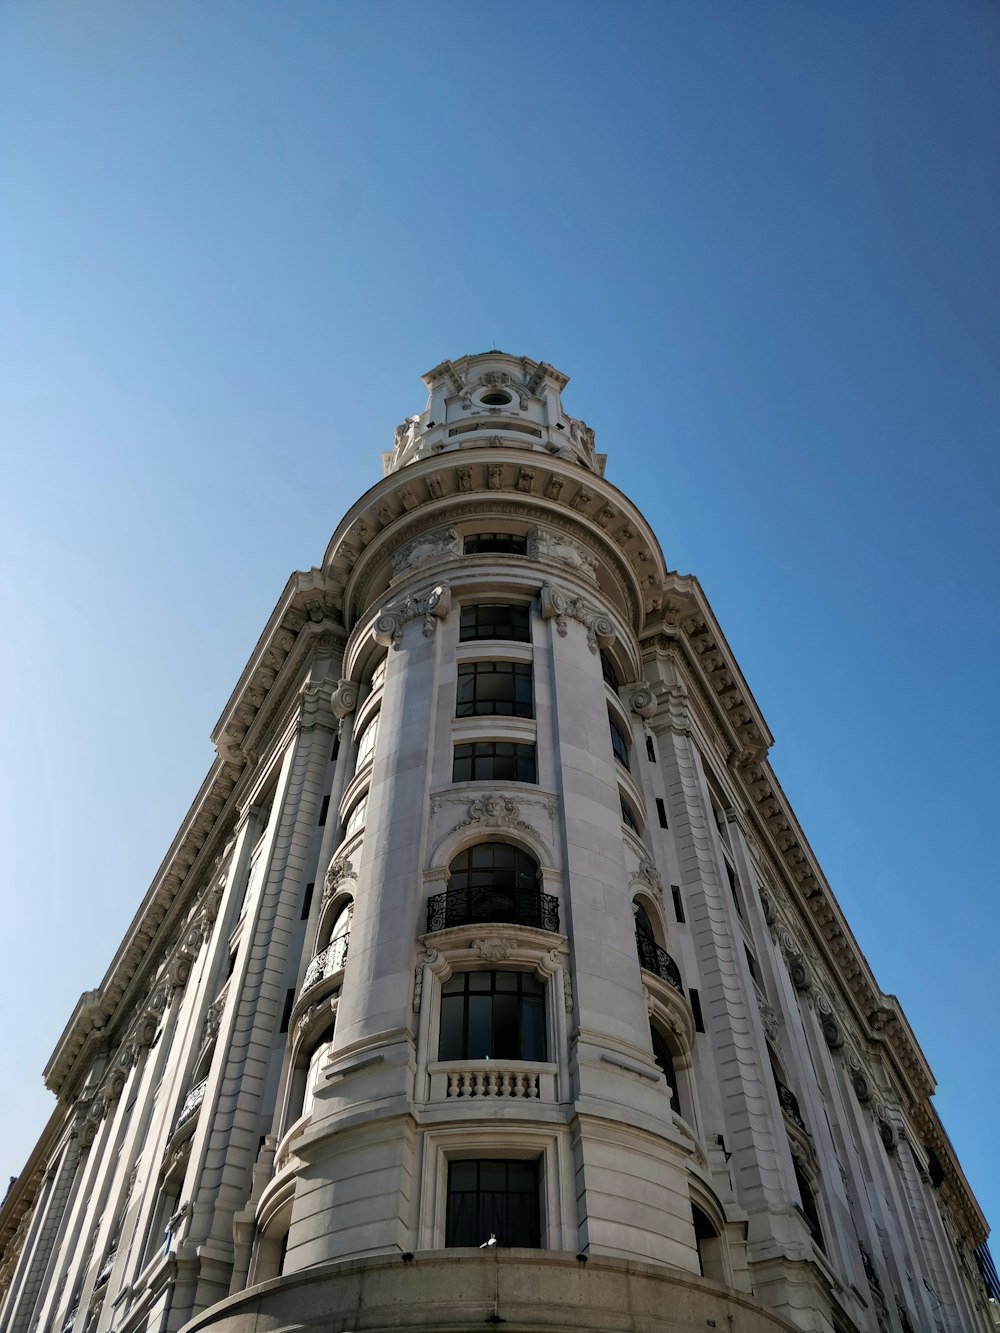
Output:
[{"xmin": 2, "ymin": 2, "xmax": 998, "ymax": 1233}]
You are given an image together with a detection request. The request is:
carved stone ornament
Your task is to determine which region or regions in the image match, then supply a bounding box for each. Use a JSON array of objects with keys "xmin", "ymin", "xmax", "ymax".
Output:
[
  {"xmin": 822, "ymin": 1017, "xmax": 843, "ymax": 1050},
  {"xmin": 392, "ymin": 527, "xmax": 461, "ymax": 577},
  {"xmin": 324, "ymin": 856, "xmax": 356, "ymax": 898},
  {"xmin": 168, "ymin": 955, "xmax": 192, "ymax": 990},
  {"xmin": 331, "ymin": 680, "xmax": 360, "ymax": 719},
  {"xmin": 759, "ymin": 1002, "xmax": 779, "ymax": 1043},
  {"xmin": 629, "ymin": 686, "xmax": 657, "ymax": 720},
  {"xmin": 526, "ymin": 527, "xmax": 598, "ymax": 581},
  {"xmin": 853, "ymin": 1071, "xmax": 872, "ymax": 1103},
  {"xmin": 136, "ymin": 1014, "xmax": 159, "ymax": 1048},
  {"xmin": 473, "ymin": 937, "xmax": 516, "ymax": 963},
  {"xmin": 637, "ymin": 859, "xmax": 663, "ymax": 893},
  {"xmin": 539, "ymin": 583, "xmax": 615, "ymax": 653},
  {"xmin": 450, "ymin": 794, "xmax": 532, "ymax": 836},
  {"xmin": 664, "ymin": 683, "xmax": 691, "ymax": 736},
  {"xmin": 412, "ymin": 965, "xmax": 424, "ymax": 1013},
  {"xmin": 789, "ymin": 955, "xmax": 811, "ymax": 992},
  {"xmin": 373, "ymin": 582, "xmax": 452, "ymax": 650}
]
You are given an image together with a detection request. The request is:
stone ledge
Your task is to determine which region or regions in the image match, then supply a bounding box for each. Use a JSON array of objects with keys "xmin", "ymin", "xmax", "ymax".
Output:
[{"xmin": 177, "ymin": 1249, "xmax": 801, "ymax": 1333}]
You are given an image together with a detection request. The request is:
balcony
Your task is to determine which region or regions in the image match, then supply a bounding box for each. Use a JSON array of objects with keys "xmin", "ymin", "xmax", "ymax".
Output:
[
  {"xmin": 426, "ymin": 886, "xmax": 559, "ymax": 934},
  {"xmin": 428, "ymin": 1059, "xmax": 558, "ymax": 1103},
  {"xmin": 300, "ymin": 933, "xmax": 350, "ymax": 995},
  {"xmin": 776, "ymin": 1078, "xmax": 808, "ymax": 1133},
  {"xmin": 635, "ymin": 931, "xmax": 684, "ymax": 994}
]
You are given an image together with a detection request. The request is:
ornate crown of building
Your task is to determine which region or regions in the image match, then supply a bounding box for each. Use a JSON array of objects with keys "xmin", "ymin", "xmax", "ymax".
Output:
[{"xmin": 1, "ymin": 353, "xmax": 994, "ymax": 1333}]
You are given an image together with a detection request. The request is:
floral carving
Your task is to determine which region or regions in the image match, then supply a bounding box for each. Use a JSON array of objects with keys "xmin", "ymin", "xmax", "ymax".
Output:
[
  {"xmin": 391, "ymin": 528, "xmax": 461, "ymax": 576},
  {"xmin": 527, "ymin": 529, "xmax": 599, "ymax": 581},
  {"xmin": 539, "ymin": 583, "xmax": 615, "ymax": 652},
  {"xmin": 449, "ymin": 795, "xmax": 532, "ymax": 836},
  {"xmin": 473, "ymin": 937, "xmax": 516, "ymax": 963},
  {"xmin": 374, "ymin": 582, "xmax": 452, "ymax": 650},
  {"xmin": 324, "ymin": 856, "xmax": 356, "ymax": 898}
]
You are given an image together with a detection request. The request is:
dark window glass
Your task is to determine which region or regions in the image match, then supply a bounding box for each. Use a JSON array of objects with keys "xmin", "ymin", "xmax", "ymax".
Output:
[
  {"xmin": 689, "ymin": 987, "xmax": 705, "ymax": 1033},
  {"xmin": 646, "ymin": 736, "xmax": 656, "ymax": 762},
  {"xmin": 650, "ymin": 1022, "xmax": 681, "ymax": 1115},
  {"xmin": 745, "ymin": 947, "xmax": 759, "ymax": 984},
  {"xmin": 600, "ymin": 650, "xmax": 620, "ymax": 691},
  {"xmin": 457, "ymin": 662, "xmax": 533, "ymax": 718},
  {"xmin": 635, "ymin": 904, "xmax": 657, "ymax": 943},
  {"xmin": 609, "ymin": 716, "xmax": 630, "ymax": 769},
  {"xmin": 671, "ymin": 885, "xmax": 685, "ymax": 924},
  {"xmin": 448, "ymin": 843, "xmax": 539, "ymax": 895},
  {"xmin": 464, "ymin": 533, "xmax": 528, "ymax": 556},
  {"xmin": 453, "ymin": 742, "xmax": 537, "ymax": 784},
  {"xmin": 439, "ymin": 970, "xmax": 546, "ymax": 1062},
  {"xmin": 656, "ymin": 798, "xmax": 668, "ymax": 828},
  {"xmin": 446, "ymin": 1159, "xmax": 540, "ymax": 1248},
  {"xmin": 460, "ymin": 604, "xmax": 531, "ymax": 643},
  {"xmin": 620, "ymin": 797, "xmax": 639, "ymax": 833},
  {"xmin": 725, "ymin": 860, "xmax": 743, "ymax": 918},
  {"xmin": 793, "ymin": 1160, "xmax": 825, "ymax": 1252}
]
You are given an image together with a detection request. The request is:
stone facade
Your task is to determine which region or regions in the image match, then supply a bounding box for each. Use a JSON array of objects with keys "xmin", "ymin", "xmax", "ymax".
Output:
[{"xmin": 0, "ymin": 352, "xmax": 994, "ymax": 1333}]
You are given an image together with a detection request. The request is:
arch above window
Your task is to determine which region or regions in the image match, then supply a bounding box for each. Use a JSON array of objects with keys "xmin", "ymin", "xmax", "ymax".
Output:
[{"xmin": 428, "ymin": 843, "xmax": 557, "ymax": 933}]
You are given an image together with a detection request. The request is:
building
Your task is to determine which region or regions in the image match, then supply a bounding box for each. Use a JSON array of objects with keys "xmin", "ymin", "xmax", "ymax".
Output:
[{"xmin": 0, "ymin": 352, "xmax": 995, "ymax": 1333}]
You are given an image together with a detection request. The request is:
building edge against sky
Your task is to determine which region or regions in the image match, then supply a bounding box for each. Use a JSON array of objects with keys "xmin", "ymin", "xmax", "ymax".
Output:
[{"xmin": 0, "ymin": 353, "xmax": 995, "ymax": 1333}]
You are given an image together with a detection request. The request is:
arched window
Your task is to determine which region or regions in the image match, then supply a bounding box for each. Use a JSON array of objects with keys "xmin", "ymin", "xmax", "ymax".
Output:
[
  {"xmin": 692, "ymin": 1204, "xmax": 726, "ymax": 1282},
  {"xmin": 634, "ymin": 902, "xmax": 658, "ymax": 945},
  {"xmin": 620, "ymin": 795, "xmax": 640, "ymax": 834},
  {"xmin": 430, "ymin": 843, "xmax": 556, "ymax": 932}
]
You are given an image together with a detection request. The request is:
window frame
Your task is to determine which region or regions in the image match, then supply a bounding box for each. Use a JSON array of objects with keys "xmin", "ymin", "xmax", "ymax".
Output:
[
  {"xmin": 452, "ymin": 740, "xmax": 538, "ymax": 785},
  {"xmin": 609, "ymin": 714, "xmax": 631, "ymax": 770},
  {"xmin": 463, "ymin": 532, "xmax": 528, "ymax": 556},
  {"xmin": 439, "ymin": 968, "xmax": 548, "ymax": 1064},
  {"xmin": 445, "ymin": 1157, "xmax": 541, "ymax": 1249},
  {"xmin": 456, "ymin": 660, "xmax": 534, "ymax": 719},
  {"xmin": 459, "ymin": 603, "xmax": 531, "ymax": 644}
]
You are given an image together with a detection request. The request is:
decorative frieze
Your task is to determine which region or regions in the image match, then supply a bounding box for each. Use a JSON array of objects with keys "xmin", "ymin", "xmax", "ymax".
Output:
[
  {"xmin": 526, "ymin": 527, "xmax": 599, "ymax": 581},
  {"xmin": 391, "ymin": 527, "xmax": 461, "ymax": 576},
  {"xmin": 448, "ymin": 794, "xmax": 532, "ymax": 837}
]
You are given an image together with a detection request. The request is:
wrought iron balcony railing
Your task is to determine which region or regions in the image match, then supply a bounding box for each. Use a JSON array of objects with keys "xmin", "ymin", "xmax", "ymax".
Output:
[
  {"xmin": 95, "ymin": 1245, "xmax": 118, "ymax": 1287},
  {"xmin": 426, "ymin": 886, "xmax": 559, "ymax": 934},
  {"xmin": 301, "ymin": 932, "xmax": 350, "ymax": 994},
  {"xmin": 776, "ymin": 1078, "xmax": 808, "ymax": 1133},
  {"xmin": 635, "ymin": 931, "xmax": 684, "ymax": 994}
]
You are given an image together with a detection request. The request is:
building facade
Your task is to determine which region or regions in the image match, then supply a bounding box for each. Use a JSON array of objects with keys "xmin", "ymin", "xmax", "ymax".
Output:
[{"xmin": 0, "ymin": 353, "xmax": 995, "ymax": 1333}]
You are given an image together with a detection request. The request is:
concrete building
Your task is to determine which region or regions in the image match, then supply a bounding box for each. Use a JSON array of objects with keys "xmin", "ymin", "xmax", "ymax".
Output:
[{"xmin": 1, "ymin": 353, "xmax": 995, "ymax": 1333}]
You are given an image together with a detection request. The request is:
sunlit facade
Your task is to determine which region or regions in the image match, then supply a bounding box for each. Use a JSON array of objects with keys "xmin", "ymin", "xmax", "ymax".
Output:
[{"xmin": 1, "ymin": 353, "xmax": 994, "ymax": 1333}]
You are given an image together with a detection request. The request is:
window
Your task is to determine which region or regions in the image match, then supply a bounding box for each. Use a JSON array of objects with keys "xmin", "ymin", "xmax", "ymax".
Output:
[
  {"xmin": 620, "ymin": 796, "xmax": 640, "ymax": 833},
  {"xmin": 460, "ymin": 604, "xmax": 530, "ymax": 643},
  {"xmin": 725, "ymin": 860, "xmax": 744, "ymax": 918},
  {"xmin": 692, "ymin": 1204, "xmax": 725, "ymax": 1281},
  {"xmin": 650, "ymin": 1022, "xmax": 681, "ymax": 1116},
  {"xmin": 609, "ymin": 715, "xmax": 630, "ymax": 770},
  {"xmin": 369, "ymin": 656, "xmax": 387, "ymax": 693},
  {"xmin": 793, "ymin": 1159, "xmax": 825, "ymax": 1252},
  {"xmin": 464, "ymin": 533, "xmax": 527, "ymax": 556},
  {"xmin": 429, "ymin": 844, "xmax": 556, "ymax": 933},
  {"xmin": 446, "ymin": 1159, "xmax": 540, "ymax": 1248},
  {"xmin": 343, "ymin": 793, "xmax": 367, "ymax": 840},
  {"xmin": 646, "ymin": 736, "xmax": 656, "ymax": 762},
  {"xmin": 354, "ymin": 715, "xmax": 379, "ymax": 772},
  {"xmin": 600, "ymin": 650, "xmax": 620, "ymax": 691},
  {"xmin": 655, "ymin": 798, "xmax": 668, "ymax": 828},
  {"xmin": 671, "ymin": 885, "xmax": 685, "ymax": 924},
  {"xmin": 457, "ymin": 661, "xmax": 533, "ymax": 718},
  {"xmin": 448, "ymin": 843, "xmax": 538, "ymax": 897},
  {"xmin": 453, "ymin": 741, "xmax": 537, "ymax": 784},
  {"xmin": 439, "ymin": 970, "xmax": 546, "ymax": 1062}
]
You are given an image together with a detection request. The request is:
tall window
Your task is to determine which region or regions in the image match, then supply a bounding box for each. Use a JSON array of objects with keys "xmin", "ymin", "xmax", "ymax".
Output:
[
  {"xmin": 600, "ymin": 649, "xmax": 620, "ymax": 692},
  {"xmin": 449, "ymin": 843, "xmax": 538, "ymax": 896},
  {"xmin": 354, "ymin": 715, "xmax": 379, "ymax": 773},
  {"xmin": 464, "ymin": 533, "xmax": 527, "ymax": 556},
  {"xmin": 460, "ymin": 604, "xmax": 530, "ymax": 643},
  {"xmin": 793, "ymin": 1159, "xmax": 825, "ymax": 1253},
  {"xmin": 620, "ymin": 796, "xmax": 640, "ymax": 833},
  {"xmin": 609, "ymin": 715, "xmax": 630, "ymax": 769},
  {"xmin": 369, "ymin": 656, "xmax": 387, "ymax": 693},
  {"xmin": 457, "ymin": 662, "xmax": 533, "ymax": 717},
  {"xmin": 343, "ymin": 793, "xmax": 367, "ymax": 840},
  {"xmin": 439, "ymin": 971, "xmax": 546, "ymax": 1062},
  {"xmin": 453, "ymin": 741, "xmax": 537, "ymax": 784},
  {"xmin": 650, "ymin": 1021, "xmax": 681, "ymax": 1116},
  {"xmin": 446, "ymin": 1159, "xmax": 540, "ymax": 1248}
]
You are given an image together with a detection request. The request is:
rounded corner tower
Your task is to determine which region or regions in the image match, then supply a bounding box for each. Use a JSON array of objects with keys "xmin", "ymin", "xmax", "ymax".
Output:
[{"xmin": 1, "ymin": 355, "xmax": 993, "ymax": 1333}]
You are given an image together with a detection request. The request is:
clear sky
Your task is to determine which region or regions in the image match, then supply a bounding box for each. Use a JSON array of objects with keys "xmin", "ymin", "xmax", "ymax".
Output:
[{"xmin": 2, "ymin": 1, "xmax": 998, "ymax": 1235}]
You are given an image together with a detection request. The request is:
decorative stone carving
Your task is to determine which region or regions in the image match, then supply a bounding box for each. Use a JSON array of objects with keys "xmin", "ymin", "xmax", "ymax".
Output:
[
  {"xmin": 204, "ymin": 1002, "xmax": 222, "ymax": 1042},
  {"xmin": 167, "ymin": 955, "xmax": 192, "ymax": 990},
  {"xmin": 663, "ymin": 683, "xmax": 691, "ymax": 736},
  {"xmin": 539, "ymin": 583, "xmax": 614, "ymax": 652},
  {"xmin": 412, "ymin": 966, "xmax": 424, "ymax": 1013},
  {"xmin": 331, "ymin": 680, "xmax": 360, "ymax": 719},
  {"xmin": 527, "ymin": 528, "xmax": 599, "ymax": 581},
  {"xmin": 456, "ymin": 467, "xmax": 473, "ymax": 492},
  {"xmin": 629, "ymin": 686, "xmax": 657, "ymax": 719},
  {"xmin": 759, "ymin": 1002, "xmax": 779, "ymax": 1043},
  {"xmin": 789, "ymin": 955, "xmax": 811, "ymax": 991},
  {"xmin": 136, "ymin": 1014, "xmax": 159, "ymax": 1048},
  {"xmin": 563, "ymin": 968, "xmax": 574, "ymax": 1014},
  {"xmin": 487, "ymin": 464, "xmax": 503, "ymax": 490},
  {"xmin": 449, "ymin": 795, "xmax": 532, "ymax": 836},
  {"xmin": 391, "ymin": 528, "xmax": 461, "ymax": 576},
  {"xmin": 324, "ymin": 856, "xmax": 356, "ymax": 898},
  {"xmin": 636, "ymin": 860, "xmax": 662, "ymax": 897},
  {"xmin": 516, "ymin": 468, "xmax": 535, "ymax": 493},
  {"xmin": 544, "ymin": 476, "xmax": 564, "ymax": 500},
  {"xmin": 473, "ymin": 937, "xmax": 516, "ymax": 963},
  {"xmin": 373, "ymin": 582, "xmax": 452, "ymax": 650}
]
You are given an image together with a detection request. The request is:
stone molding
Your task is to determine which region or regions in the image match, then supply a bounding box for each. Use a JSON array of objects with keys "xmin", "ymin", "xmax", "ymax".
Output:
[
  {"xmin": 539, "ymin": 583, "xmax": 615, "ymax": 652},
  {"xmin": 373, "ymin": 582, "xmax": 451, "ymax": 650}
]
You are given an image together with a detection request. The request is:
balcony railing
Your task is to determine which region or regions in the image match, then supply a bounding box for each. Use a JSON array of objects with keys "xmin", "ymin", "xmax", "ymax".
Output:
[
  {"xmin": 174, "ymin": 1077, "xmax": 208, "ymax": 1133},
  {"xmin": 428, "ymin": 1059, "xmax": 558, "ymax": 1103},
  {"xmin": 95, "ymin": 1245, "xmax": 118, "ymax": 1287},
  {"xmin": 301, "ymin": 933, "xmax": 350, "ymax": 994},
  {"xmin": 426, "ymin": 886, "xmax": 559, "ymax": 934},
  {"xmin": 776, "ymin": 1078, "xmax": 808, "ymax": 1133},
  {"xmin": 635, "ymin": 931, "xmax": 684, "ymax": 994}
]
